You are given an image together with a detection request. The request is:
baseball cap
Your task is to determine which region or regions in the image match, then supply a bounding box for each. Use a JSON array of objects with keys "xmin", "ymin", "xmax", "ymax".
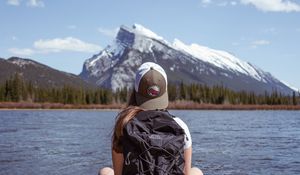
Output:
[{"xmin": 135, "ymin": 62, "xmax": 168, "ymax": 110}]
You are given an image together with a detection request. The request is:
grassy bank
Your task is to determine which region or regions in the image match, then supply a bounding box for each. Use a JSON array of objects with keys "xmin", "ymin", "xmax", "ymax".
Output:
[
  {"xmin": 1, "ymin": 102, "xmax": 300, "ymax": 110},
  {"xmin": 168, "ymin": 101, "xmax": 300, "ymax": 110},
  {"xmin": 0, "ymin": 102, "xmax": 124, "ymax": 110}
]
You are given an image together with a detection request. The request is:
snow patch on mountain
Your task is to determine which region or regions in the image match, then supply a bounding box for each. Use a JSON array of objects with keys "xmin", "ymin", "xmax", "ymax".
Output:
[
  {"xmin": 110, "ymin": 38, "xmax": 128, "ymax": 56},
  {"xmin": 281, "ymin": 81, "xmax": 299, "ymax": 92},
  {"xmin": 88, "ymin": 51, "xmax": 109, "ymax": 68},
  {"xmin": 120, "ymin": 24, "xmax": 171, "ymax": 51},
  {"xmin": 172, "ymin": 39, "xmax": 264, "ymax": 81},
  {"xmin": 132, "ymin": 24, "xmax": 163, "ymax": 40},
  {"xmin": 133, "ymin": 37, "xmax": 154, "ymax": 53},
  {"xmin": 110, "ymin": 53, "xmax": 142, "ymax": 91},
  {"xmin": 10, "ymin": 58, "xmax": 35, "ymax": 67},
  {"xmin": 8, "ymin": 57, "xmax": 43, "ymax": 69}
]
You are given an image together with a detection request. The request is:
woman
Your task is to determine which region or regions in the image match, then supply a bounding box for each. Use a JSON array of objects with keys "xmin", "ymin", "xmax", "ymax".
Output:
[{"xmin": 100, "ymin": 62, "xmax": 203, "ymax": 175}]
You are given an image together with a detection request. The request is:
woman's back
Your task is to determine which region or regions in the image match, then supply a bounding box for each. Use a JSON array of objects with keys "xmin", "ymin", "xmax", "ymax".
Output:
[{"xmin": 99, "ymin": 62, "xmax": 203, "ymax": 175}]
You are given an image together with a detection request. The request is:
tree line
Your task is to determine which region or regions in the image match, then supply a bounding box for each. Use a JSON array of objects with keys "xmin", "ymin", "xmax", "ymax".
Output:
[
  {"xmin": 168, "ymin": 82, "xmax": 299, "ymax": 105},
  {"xmin": 0, "ymin": 73, "xmax": 299, "ymax": 105}
]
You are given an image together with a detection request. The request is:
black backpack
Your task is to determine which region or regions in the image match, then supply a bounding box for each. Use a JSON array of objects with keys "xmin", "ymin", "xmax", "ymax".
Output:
[{"xmin": 121, "ymin": 110, "xmax": 185, "ymax": 175}]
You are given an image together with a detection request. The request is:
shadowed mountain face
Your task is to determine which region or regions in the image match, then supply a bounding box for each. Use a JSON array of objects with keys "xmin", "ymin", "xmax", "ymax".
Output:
[
  {"xmin": 80, "ymin": 24, "xmax": 294, "ymax": 95},
  {"xmin": 0, "ymin": 57, "xmax": 94, "ymax": 89}
]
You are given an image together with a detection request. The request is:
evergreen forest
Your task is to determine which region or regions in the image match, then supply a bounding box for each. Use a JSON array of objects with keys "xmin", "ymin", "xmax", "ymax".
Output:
[{"xmin": 0, "ymin": 73, "xmax": 299, "ymax": 106}]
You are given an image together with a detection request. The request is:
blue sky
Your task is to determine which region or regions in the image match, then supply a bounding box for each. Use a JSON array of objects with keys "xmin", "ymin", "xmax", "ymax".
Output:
[{"xmin": 1, "ymin": 0, "xmax": 300, "ymax": 89}]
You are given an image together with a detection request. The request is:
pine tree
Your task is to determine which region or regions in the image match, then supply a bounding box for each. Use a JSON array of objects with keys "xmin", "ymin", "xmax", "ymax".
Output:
[
  {"xmin": 11, "ymin": 73, "xmax": 22, "ymax": 102},
  {"xmin": 26, "ymin": 81, "xmax": 34, "ymax": 102},
  {"xmin": 292, "ymin": 91, "xmax": 297, "ymax": 105},
  {"xmin": 179, "ymin": 81, "xmax": 188, "ymax": 100},
  {"xmin": 5, "ymin": 79, "xmax": 12, "ymax": 101},
  {"xmin": 21, "ymin": 78, "xmax": 28, "ymax": 101},
  {"xmin": 0, "ymin": 85, "xmax": 4, "ymax": 101},
  {"xmin": 167, "ymin": 84, "xmax": 177, "ymax": 101}
]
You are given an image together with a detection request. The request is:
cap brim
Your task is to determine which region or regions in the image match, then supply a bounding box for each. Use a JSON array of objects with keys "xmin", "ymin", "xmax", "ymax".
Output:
[{"xmin": 135, "ymin": 91, "xmax": 168, "ymax": 110}]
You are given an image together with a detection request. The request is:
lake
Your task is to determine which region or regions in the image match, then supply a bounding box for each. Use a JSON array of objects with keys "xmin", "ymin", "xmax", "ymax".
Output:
[{"xmin": 0, "ymin": 110, "xmax": 299, "ymax": 175}]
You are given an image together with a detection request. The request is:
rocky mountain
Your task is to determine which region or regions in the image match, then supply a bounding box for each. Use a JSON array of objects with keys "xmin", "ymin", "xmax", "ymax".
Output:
[
  {"xmin": 0, "ymin": 57, "xmax": 94, "ymax": 88},
  {"xmin": 80, "ymin": 24, "xmax": 295, "ymax": 94}
]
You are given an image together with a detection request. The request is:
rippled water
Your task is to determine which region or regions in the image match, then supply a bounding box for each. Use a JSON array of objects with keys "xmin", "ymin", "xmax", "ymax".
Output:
[{"xmin": 0, "ymin": 110, "xmax": 299, "ymax": 175}]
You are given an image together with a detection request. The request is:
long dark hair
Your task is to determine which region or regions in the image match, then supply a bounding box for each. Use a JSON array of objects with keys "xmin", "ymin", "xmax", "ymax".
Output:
[{"xmin": 112, "ymin": 90, "xmax": 143, "ymax": 153}]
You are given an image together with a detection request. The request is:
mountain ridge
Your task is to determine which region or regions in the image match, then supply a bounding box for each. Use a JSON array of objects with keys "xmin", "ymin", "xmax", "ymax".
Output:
[
  {"xmin": 80, "ymin": 24, "xmax": 295, "ymax": 94},
  {"xmin": 0, "ymin": 57, "xmax": 94, "ymax": 89}
]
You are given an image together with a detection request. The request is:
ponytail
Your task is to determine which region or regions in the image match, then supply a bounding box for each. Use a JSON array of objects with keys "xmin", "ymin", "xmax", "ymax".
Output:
[{"xmin": 112, "ymin": 90, "xmax": 143, "ymax": 153}]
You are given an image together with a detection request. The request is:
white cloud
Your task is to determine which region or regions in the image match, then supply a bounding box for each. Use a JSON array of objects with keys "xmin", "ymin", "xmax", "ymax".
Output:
[
  {"xmin": 33, "ymin": 37, "xmax": 102, "ymax": 53},
  {"xmin": 9, "ymin": 37, "xmax": 102, "ymax": 56},
  {"xmin": 201, "ymin": 0, "xmax": 212, "ymax": 7},
  {"xmin": 251, "ymin": 39, "xmax": 270, "ymax": 48},
  {"xmin": 217, "ymin": 1, "xmax": 237, "ymax": 6},
  {"xmin": 241, "ymin": 0, "xmax": 300, "ymax": 12},
  {"xmin": 27, "ymin": 0, "xmax": 44, "ymax": 7},
  {"xmin": 7, "ymin": 0, "xmax": 20, "ymax": 6},
  {"xmin": 9, "ymin": 48, "xmax": 35, "ymax": 56},
  {"xmin": 7, "ymin": 0, "xmax": 45, "ymax": 7},
  {"xmin": 198, "ymin": 0, "xmax": 300, "ymax": 12},
  {"xmin": 200, "ymin": 0, "xmax": 240, "ymax": 7},
  {"xmin": 202, "ymin": 0, "xmax": 212, "ymax": 4},
  {"xmin": 231, "ymin": 1, "xmax": 237, "ymax": 6},
  {"xmin": 98, "ymin": 27, "xmax": 119, "ymax": 37}
]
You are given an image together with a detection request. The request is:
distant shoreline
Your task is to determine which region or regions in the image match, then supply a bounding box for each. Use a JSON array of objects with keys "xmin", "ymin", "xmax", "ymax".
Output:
[{"xmin": 0, "ymin": 102, "xmax": 300, "ymax": 110}]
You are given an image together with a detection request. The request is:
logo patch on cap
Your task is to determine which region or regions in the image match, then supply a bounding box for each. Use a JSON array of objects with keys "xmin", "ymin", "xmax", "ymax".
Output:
[{"xmin": 147, "ymin": 85, "xmax": 160, "ymax": 97}]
